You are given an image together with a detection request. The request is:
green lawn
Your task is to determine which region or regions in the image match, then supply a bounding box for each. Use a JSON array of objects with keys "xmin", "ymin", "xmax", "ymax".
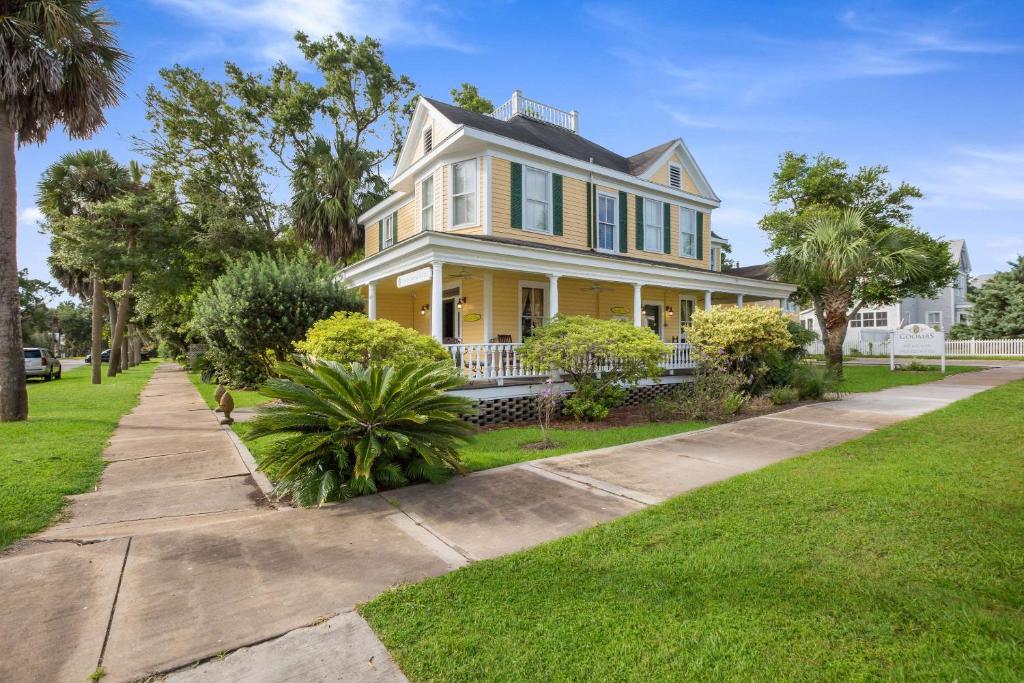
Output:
[
  {"xmin": 461, "ymin": 422, "xmax": 707, "ymax": 471},
  {"xmin": 838, "ymin": 363, "xmax": 977, "ymax": 393},
  {"xmin": 361, "ymin": 379, "xmax": 1024, "ymax": 682},
  {"xmin": 187, "ymin": 372, "xmax": 271, "ymax": 409},
  {"xmin": 0, "ymin": 362, "xmax": 158, "ymax": 549}
]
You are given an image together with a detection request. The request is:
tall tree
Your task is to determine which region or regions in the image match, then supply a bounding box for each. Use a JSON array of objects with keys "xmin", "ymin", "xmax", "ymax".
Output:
[
  {"xmin": 0, "ymin": 0, "xmax": 128, "ymax": 419},
  {"xmin": 39, "ymin": 149, "xmax": 130, "ymax": 383},
  {"xmin": 226, "ymin": 32, "xmax": 414, "ymax": 263},
  {"xmin": 450, "ymin": 82, "xmax": 493, "ymax": 113},
  {"xmin": 762, "ymin": 153, "xmax": 958, "ymax": 373},
  {"xmin": 955, "ymin": 257, "xmax": 1024, "ymax": 339},
  {"xmin": 18, "ymin": 269, "xmax": 59, "ymax": 343}
]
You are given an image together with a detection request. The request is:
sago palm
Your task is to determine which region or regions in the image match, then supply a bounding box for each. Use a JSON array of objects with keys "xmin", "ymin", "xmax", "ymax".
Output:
[
  {"xmin": 0, "ymin": 1, "xmax": 128, "ymax": 419},
  {"xmin": 773, "ymin": 208, "xmax": 930, "ymax": 375},
  {"xmin": 246, "ymin": 357, "xmax": 474, "ymax": 506}
]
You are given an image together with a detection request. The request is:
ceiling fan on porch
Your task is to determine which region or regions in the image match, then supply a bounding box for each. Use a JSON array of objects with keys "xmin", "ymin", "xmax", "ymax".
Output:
[
  {"xmin": 447, "ymin": 267, "xmax": 480, "ymax": 279},
  {"xmin": 580, "ymin": 282, "xmax": 609, "ymax": 293}
]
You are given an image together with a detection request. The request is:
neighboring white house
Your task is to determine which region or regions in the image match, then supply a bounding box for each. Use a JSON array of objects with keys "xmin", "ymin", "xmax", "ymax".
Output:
[{"xmin": 798, "ymin": 239, "xmax": 972, "ymax": 344}]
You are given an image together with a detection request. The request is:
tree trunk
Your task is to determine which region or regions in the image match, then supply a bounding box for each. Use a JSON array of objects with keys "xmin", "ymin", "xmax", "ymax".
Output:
[
  {"xmin": 108, "ymin": 272, "xmax": 133, "ymax": 376},
  {"xmin": 0, "ymin": 113, "xmax": 27, "ymax": 420},
  {"xmin": 91, "ymin": 276, "xmax": 105, "ymax": 385}
]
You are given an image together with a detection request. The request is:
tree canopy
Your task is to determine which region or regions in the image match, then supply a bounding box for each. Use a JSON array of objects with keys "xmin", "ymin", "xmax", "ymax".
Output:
[
  {"xmin": 953, "ymin": 257, "xmax": 1024, "ymax": 339},
  {"xmin": 450, "ymin": 83, "xmax": 494, "ymax": 113}
]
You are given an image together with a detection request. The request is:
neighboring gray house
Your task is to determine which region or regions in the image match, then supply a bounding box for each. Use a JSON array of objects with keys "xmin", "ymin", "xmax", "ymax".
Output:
[{"xmin": 798, "ymin": 239, "xmax": 973, "ymax": 340}]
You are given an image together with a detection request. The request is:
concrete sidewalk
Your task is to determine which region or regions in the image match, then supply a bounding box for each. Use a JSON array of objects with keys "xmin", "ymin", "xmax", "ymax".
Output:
[{"xmin": 2, "ymin": 364, "xmax": 1022, "ymax": 682}]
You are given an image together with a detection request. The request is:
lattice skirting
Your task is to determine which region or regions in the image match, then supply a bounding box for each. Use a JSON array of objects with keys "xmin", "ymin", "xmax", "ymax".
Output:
[{"xmin": 464, "ymin": 381, "xmax": 689, "ymax": 427}]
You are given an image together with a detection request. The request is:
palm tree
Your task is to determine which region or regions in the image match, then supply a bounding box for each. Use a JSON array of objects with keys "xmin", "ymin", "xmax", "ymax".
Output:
[
  {"xmin": 290, "ymin": 136, "xmax": 375, "ymax": 265},
  {"xmin": 39, "ymin": 149, "xmax": 130, "ymax": 384},
  {"xmin": 773, "ymin": 209, "xmax": 930, "ymax": 376},
  {"xmin": 246, "ymin": 358, "xmax": 474, "ymax": 506},
  {"xmin": 0, "ymin": 1, "xmax": 128, "ymax": 419}
]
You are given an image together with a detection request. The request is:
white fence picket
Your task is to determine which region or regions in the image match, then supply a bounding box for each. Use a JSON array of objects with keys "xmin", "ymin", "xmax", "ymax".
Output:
[{"xmin": 805, "ymin": 337, "xmax": 1024, "ymax": 358}]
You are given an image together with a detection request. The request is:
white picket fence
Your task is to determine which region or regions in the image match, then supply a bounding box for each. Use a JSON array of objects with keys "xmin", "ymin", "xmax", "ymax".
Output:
[{"xmin": 805, "ymin": 337, "xmax": 1024, "ymax": 358}]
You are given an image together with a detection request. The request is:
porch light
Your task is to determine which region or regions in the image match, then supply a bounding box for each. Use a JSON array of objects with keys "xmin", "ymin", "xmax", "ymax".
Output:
[
  {"xmin": 666, "ymin": 306, "xmax": 674, "ymax": 317},
  {"xmin": 420, "ymin": 304, "xmax": 430, "ymax": 316},
  {"xmin": 456, "ymin": 297, "xmax": 466, "ymax": 310}
]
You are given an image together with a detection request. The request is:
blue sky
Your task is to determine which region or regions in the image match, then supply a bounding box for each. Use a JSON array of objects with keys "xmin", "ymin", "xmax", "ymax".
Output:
[{"xmin": 15, "ymin": 0, "xmax": 1024, "ymax": 294}]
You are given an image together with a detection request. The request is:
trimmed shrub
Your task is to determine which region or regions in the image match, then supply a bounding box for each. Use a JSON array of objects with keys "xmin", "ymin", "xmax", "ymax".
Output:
[
  {"xmin": 688, "ymin": 306, "xmax": 799, "ymax": 392},
  {"xmin": 770, "ymin": 385, "xmax": 800, "ymax": 405},
  {"xmin": 295, "ymin": 312, "xmax": 449, "ymax": 366},
  {"xmin": 519, "ymin": 316, "xmax": 668, "ymax": 421},
  {"xmin": 192, "ymin": 253, "xmax": 361, "ymax": 387}
]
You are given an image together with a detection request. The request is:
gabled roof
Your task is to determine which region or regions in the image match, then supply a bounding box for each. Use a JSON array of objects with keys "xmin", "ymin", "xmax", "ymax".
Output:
[
  {"xmin": 724, "ymin": 262, "xmax": 776, "ymax": 281},
  {"xmin": 424, "ymin": 98, "xmax": 633, "ymax": 173},
  {"xmin": 627, "ymin": 140, "xmax": 677, "ymax": 176}
]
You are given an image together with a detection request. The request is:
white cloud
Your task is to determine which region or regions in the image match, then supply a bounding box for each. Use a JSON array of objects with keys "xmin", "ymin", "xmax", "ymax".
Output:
[
  {"xmin": 920, "ymin": 145, "xmax": 1024, "ymax": 209},
  {"xmin": 18, "ymin": 206, "xmax": 43, "ymax": 226},
  {"xmin": 154, "ymin": 0, "xmax": 474, "ymax": 59}
]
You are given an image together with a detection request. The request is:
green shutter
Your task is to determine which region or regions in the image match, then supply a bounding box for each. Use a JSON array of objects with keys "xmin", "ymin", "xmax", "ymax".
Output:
[
  {"xmin": 618, "ymin": 191, "xmax": 628, "ymax": 253},
  {"xmin": 635, "ymin": 196, "xmax": 644, "ymax": 251},
  {"xmin": 552, "ymin": 174, "xmax": 563, "ymax": 236},
  {"xmin": 696, "ymin": 212, "xmax": 705, "ymax": 262},
  {"xmin": 510, "ymin": 162, "xmax": 523, "ymax": 229},
  {"xmin": 377, "ymin": 219, "xmax": 383, "ymax": 251},
  {"xmin": 586, "ymin": 182, "xmax": 593, "ymax": 247},
  {"xmin": 663, "ymin": 202, "xmax": 671, "ymax": 255},
  {"xmin": 391, "ymin": 211, "xmax": 398, "ymax": 245}
]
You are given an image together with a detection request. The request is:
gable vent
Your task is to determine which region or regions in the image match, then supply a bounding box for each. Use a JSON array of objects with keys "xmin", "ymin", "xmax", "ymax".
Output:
[
  {"xmin": 669, "ymin": 165, "xmax": 682, "ymax": 189},
  {"xmin": 423, "ymin": 126, "xmax": 433, "ymax": 153}
]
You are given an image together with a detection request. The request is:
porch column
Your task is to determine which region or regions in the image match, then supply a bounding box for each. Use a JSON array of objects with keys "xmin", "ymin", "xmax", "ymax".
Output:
[
  {"xmin": 633, "ymin": 283, "xmax": 643, "ymax": 327},
  {"xmin": 367, "ymin": 281, "xmax": 377, "ymax": 320},
  {"xmin": 483, "ymin": 272, "xmax": 493, "ymax": 342},
  {"xmin": 704, "ymin": 289, "xmax": 713, "ymax": 311},
  {"xmin": 549, "ymin": 274, "xmax": 560, "ymax": 319},
  {"xmin": 431, "ymin": 260, "xmax": 443, "ymax": 342},
  {"xmin": 736, "ymin": 293, "xmax": 744, "ymax": 308}
]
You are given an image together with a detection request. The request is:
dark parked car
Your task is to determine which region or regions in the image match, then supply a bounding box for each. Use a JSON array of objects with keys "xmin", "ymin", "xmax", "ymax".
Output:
[
  {"xmin": 24, "ymin": 348, "xmax": 61, "ymax": 380},
  {"xmin": 84, "ymin": 349, "xmax": 111, "ymax": 364}
]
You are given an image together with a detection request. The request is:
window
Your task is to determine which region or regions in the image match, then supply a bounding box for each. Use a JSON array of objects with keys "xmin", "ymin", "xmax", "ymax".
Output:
[
  {"xmin": 423, "ymin": 126, "xmax": 433, "ymax": 153},
  {"xmin": 524, "ymin": 166, "xmax": 552, "ymax": 233},
  {"xmin": 802, "ymin": 318, "xmax": 814, "ymax": 331},
  {"xmin": 678, "ymin": 298, "xmax": 695, "ymax": 339},
  {"xmin": 420, "ymin": 176, "xmax": 434, "ymax": 231},
  {"xmin": 668, "ymin": 164, "xmax": 682, "ymax": 189},
  {"xmin": 451, "ymin": 160, "xmax": 477, "ymax": 227},
  {"xmin": 875, "ymin": 311, "xmax": 888, "ymax": 327},
  {"xmin": 709, "ymin": 246, "xmax": 719, "ymax": 271},
  {"xmin": 643, "ymin": 198, "xmax": 663, "ymax": 252},
  {"xmin": 679, "ymin": 206, "xmax": 697, "ymax": 258},
  {"xmin": 381, "ymin": 213, "xmax": 396, "ymax": 248},
  {"xmin": 927, "ymin": 311, "xmax": 942, "ymax": 329},
  {"xmin": 596, "ymin": 193, "xmax": 617, "ymax": 251},
  {"xmin": 643, "ymin": 304, "xmax": 662, "ymax": 337},
  {"xmin": 520, "ymin": 286, "xmax": 545, "ymax": 339}
]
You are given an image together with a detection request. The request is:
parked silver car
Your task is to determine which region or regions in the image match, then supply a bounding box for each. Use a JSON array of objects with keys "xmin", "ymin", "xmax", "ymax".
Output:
[{"xmin": 24, "ymin": 348, "xmax": 61, "ymax": 381}]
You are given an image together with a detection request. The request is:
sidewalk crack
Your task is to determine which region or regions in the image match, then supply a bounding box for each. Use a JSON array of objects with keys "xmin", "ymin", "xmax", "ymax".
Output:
[{"xmin": 97, "ymin": 537, "xmax": 131, "ymax": 668}]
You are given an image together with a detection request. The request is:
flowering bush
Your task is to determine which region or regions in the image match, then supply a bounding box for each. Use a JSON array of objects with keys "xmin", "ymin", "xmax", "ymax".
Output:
[
  {"xmin": 295, "ymin": 312, "xmax": 450, "ymax": 367},
  {"xmin": 687, "ymin": 306, "xmax": 794, "ymax": 364}
]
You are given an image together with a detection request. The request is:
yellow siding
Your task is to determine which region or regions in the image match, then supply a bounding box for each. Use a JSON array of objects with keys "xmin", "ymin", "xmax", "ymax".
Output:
[
  {"xmin": 650, "ymin": 152, "xmax": 700, "ymax": 194},
  {"xmin": 397, "ymin": 200, "xmax": 416, "ymax": 242}
]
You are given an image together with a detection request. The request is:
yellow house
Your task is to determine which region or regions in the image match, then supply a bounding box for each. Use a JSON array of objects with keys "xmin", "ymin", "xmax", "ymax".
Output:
[{"xmin": 342, "ymin": 91, "xmax": 796, "ymax": 385}]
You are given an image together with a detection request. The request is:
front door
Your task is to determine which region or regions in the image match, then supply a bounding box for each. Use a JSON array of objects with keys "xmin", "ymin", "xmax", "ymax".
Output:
[{"xmin": 643, "ymin": 304, "xmax": 662, "ymax": 338}]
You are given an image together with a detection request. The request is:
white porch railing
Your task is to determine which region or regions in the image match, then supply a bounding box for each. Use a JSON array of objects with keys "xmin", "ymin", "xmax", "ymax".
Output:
[
  {"xmin": 489, "ymin": 90, "xmax": 579, "ymax": 132},
  {"xmin": 445, "ymin": 342, "xmax": 694, "ymax": 383}
]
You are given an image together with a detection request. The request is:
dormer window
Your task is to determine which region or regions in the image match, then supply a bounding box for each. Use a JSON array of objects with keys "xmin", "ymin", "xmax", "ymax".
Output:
[
  {"xmin": 423, "ymin": 126, "xmax": 433, "ymax": 153},
  {"xmin": 669, "ymin": 164, "xmax": 682, "ymax": 189}
]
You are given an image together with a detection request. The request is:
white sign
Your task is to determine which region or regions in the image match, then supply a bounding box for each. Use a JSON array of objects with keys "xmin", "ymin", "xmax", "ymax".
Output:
[
  {"xmin": 891, "ymin": 324, "xmax": 945, "ymax": 371},
  {"xmin": 396, "ymin": 267, "xmax": 432, "ymax": 288}
]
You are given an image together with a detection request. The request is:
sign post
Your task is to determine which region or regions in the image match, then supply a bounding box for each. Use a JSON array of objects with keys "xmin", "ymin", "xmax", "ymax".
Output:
[{"xmin": 891, "ymin": 324, "xmax": 946, "ymax": 373}]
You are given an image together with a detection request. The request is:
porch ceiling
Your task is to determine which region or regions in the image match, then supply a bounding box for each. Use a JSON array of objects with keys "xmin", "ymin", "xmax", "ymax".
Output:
[{"xmin": 342, "ymin": 231, "xmax": 795, "ymax": 300}]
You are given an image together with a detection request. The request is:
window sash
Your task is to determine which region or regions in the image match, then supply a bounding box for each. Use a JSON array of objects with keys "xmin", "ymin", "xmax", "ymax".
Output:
[
  {"xmin": 524, "ymin": 167, "xmax": 551, "ymax": 233},
  {"xmin": 679, "ymin": 207, "xmax": 696, "ymax": 258},
  {"xmin": 421, "ymin": 176, "xmax": 434, "ymax": 231},
  {"xmin": 520, "ymin": 287, "xmax": 545, "ymax": 338},
  {"xmin": 451, "ymin": 160, "xmax": 477, "ymax": 227},
  {"xmin": 382, "ymin": 215, "xmax": 395, "ymax": 248},
  {"xmin": 643, "ymin": 198, "xmax": 663, "ymax": 251},
  {"xmin": 597, "ymin": 194, "xmax": 616, "ymax": 250}
]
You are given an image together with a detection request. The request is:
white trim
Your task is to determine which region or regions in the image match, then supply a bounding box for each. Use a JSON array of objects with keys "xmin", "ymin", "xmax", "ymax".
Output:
[
  {"xmin": 360, "ymin": 192, "xmax": 412, "ymax": 225},
  {"xmin": 340, "ymin": 232, "xmax": 797, "ymax": 300},
  {"xmin": 668, "ymin": 163, "xmax": 682, "ymax": 189},
  {"xmin": 517, "ymin": 280, "xmax": 550, "ymax": 342},
  {"xmin": 448, "ymin": 157, "xmax": 479, "ymax": 230},
  {"xmin": 636, "ymin": 139, "xmax": 720, "ymax": 202},
  {"xmin": 441, "ymin": 281, "xmax": 463, "ymax": 341},
  {"xmin": 522, "ymin": 164, "xmax": 554, "ymax": 234},
  {"xmin": 381, "ymin": 212, "xmax": 396, "ymax": 249},
  {"xmin": 419, "ymin": 174, "xmax": 434, "ymax": 233},
  {"xmin": 482, "ymin": 272, "xmax": 494, "ymax": 341},
  {"xmin": 595, "ymin": 190, "xmax": 619, "ymax": 254},
  {"xmin": 483, "ymin": 154, "xmax": 493, "ymax": 235}
]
